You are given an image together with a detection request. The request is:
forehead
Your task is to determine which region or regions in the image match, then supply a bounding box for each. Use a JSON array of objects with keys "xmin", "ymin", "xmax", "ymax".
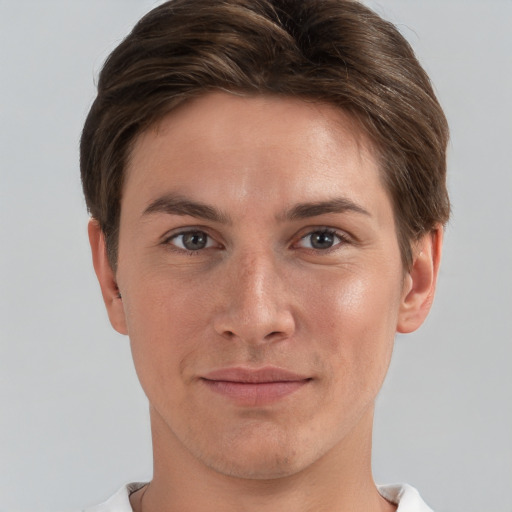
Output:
[
  {"xmin": 123, "ymin": 92, "xmax": 389, "ymax": 223},
  {"xmin": 136, "ymin": 92, "xmax": 371, "ymax": 151}
]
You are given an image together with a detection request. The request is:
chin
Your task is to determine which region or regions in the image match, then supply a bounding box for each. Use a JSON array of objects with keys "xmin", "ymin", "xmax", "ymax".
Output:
[
  {"xmin": 204, "ymin": 449, "xmax": 305, "ymax": 480},
  {"xmin": 192, "ymin": 424, "xmax": 324, "ymax": 481}
]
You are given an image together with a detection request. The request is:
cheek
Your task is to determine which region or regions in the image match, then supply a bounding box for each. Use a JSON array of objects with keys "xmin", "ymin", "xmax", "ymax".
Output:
[
  {"xmin": 122, "ymin": 262, "xmax": 209, "ymax": 335},
  {"xmin": 303, "ymin": 266, "xmax": 401, "ymax": 384},
  {"xmin": 120, "ymin": 272, "xmax": 207, "ymax": 396}
]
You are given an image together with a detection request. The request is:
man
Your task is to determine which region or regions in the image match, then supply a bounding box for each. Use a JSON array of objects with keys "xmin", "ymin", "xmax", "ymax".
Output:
[{"xmin": 81, "ymin": 0, "xmax": 449, "ymax": 511}]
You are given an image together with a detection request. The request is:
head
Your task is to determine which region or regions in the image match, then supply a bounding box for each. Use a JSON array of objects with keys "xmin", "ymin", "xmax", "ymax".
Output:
[
  {"xmin": 82, "ymin": 0, "xmax": 449, "ymax": 482},
  {"xmin": 81, "ymin": 0, "xmax": 449, "ymax": 273}
]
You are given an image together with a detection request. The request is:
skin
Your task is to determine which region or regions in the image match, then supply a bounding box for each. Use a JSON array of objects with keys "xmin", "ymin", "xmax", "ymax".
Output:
[{"xmin": 89, "ymin": 92, "xmax": 442, "ymax": 512}]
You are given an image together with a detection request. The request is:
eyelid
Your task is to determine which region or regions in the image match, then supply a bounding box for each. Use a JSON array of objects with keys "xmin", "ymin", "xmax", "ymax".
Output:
[
  {"xmin": 161, "ymin": 226, "xmax": 223, "ymax": 252},
  {"xmin": 293, "ymin": 226, "xmax": 352, "ymax": 250},
  {"xmin": 158, "ymin": 225, "xmax": 353, "ymax": 254},
  {"xmin": 160, "ymin": 224, "xmax": 216, "ymax": 242}
]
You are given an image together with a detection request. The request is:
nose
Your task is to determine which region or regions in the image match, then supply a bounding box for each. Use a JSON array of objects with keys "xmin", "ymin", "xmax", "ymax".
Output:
[{"xmin": 213, "ymin": 251, "xmax": 296, "ymax": 345}]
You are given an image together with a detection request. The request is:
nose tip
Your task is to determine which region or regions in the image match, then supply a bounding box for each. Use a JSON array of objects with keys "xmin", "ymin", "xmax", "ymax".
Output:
[
  {"xmin": 212, "ymin": 255, "xmax": 295, "ymax": 345},
  {"xmin": 215, "ymin": 308, "xmax": 295, "ymax": 345}
]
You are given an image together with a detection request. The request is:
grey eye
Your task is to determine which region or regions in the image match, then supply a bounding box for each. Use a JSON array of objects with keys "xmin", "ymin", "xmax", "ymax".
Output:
[
  {"xmin": 310, "ymin": 231, "xmax": 335, "ymax": 249},
  {"xmin": 298, "ymin": 230, "xmax": 343, "ymax": 250},
  {"xmin": 173, "ymin": 231, "xmax": 211, "ymax": 251}
]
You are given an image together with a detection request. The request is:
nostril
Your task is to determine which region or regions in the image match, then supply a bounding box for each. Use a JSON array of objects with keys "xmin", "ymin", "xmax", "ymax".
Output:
[
  {"xmin": 265, "ymin": 331, "xmax": 285, "ymax": 340},
  {"xmin": 213, "ymin": 304, "xmax": 296, "ymax": 344}
]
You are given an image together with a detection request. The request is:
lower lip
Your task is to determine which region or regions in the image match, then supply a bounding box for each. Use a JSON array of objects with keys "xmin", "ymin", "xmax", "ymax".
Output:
[{"xmin": 201, "ymin": 379, "xmax": 309, "ymax": 406}]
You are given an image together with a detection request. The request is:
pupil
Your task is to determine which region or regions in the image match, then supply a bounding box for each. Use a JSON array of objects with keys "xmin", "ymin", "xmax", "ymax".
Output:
[
  {"xmin": 183, "ymin": 232, "xmax": 207, "ymax": 250},
  {"xmin": 311, "ymin": 231, "xmax": 334, "ymax": 249}
]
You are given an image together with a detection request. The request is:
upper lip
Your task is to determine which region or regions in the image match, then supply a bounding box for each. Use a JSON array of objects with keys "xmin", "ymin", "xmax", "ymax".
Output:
[{"xmin": 202, "ymin": 366, "xmax": 310, "ymax": 383}]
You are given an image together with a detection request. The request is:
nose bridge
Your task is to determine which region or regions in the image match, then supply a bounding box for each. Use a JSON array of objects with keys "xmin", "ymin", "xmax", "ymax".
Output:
[
  {"xmin": 214, "ymin": 248, "xmax": 294, "ymax": 343},
  {"xmin": 237, "ymin": 250, "xmax": 270, "ymax": 308}
]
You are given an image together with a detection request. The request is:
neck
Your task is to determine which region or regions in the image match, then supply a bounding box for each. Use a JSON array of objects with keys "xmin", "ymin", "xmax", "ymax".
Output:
[{"xmin": 131, "ymin": 405, "xmax": 396, "ymax": 512}]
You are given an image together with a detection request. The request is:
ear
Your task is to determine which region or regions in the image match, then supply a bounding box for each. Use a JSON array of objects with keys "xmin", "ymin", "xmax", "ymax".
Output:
[
  {"xmin": 88, "ymin": 219, "xmax": 128, "ymax": 335},
  {"xmin": 397, "ymin": 225, "xmax": 443, "ymax": 334}
]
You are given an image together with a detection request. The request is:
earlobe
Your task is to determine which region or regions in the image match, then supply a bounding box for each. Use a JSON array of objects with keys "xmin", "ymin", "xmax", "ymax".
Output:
[
  {"xmin": 88, "ymin": 219, "xmax": 128, "ymax": 335},
  {"xmin": 397, "ymin": 226, "xmax": 443, "ymax": 334}
]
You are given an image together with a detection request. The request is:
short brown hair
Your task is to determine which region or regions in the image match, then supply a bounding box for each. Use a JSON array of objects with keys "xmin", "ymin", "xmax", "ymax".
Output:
[{"xmin": 80, "ymin": 0, "xmax": 450, "ymax": 270}]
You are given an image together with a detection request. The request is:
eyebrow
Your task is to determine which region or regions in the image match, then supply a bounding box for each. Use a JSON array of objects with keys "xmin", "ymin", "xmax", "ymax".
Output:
[
  {"xmin": 142, "ymin": 194, "xmax": 370, "ymax": 223},
  {"xmin": 142, "ymin": 194, "xmax": 231, "ymax": 224},
  {"xmin": 281, "ymin": 197, "xmax": 371, "ymax": 221}
]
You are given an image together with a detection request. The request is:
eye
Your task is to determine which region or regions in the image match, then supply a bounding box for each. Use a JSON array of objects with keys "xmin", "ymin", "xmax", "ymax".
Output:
[
  {"xmin": 297, "ymin": 229, "xmax": 347, "ymax": 250},
  {"xmin": 168, "ymin": 230, "xmax": 216, "ymax": 251}
]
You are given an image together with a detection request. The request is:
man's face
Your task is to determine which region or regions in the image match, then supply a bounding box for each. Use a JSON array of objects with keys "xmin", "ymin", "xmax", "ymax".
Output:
[{"xmin": 114, "ymin": 92, "xmax": 409, "ymax": 478}]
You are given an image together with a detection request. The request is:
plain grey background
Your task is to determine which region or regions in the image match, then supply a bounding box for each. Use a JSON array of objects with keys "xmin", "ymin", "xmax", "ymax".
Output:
[{"xmin": 1, "ymin": 1, "xmax": 511, "ymax": 511}]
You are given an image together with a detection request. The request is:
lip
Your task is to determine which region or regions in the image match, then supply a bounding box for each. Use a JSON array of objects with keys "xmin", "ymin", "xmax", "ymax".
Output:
[{"xmin": 200, "ymin": 367, "xmax": 311, "ymax": 406}]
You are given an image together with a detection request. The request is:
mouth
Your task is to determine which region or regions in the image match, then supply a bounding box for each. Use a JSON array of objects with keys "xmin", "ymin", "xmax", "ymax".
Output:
[{"xmin": 200, "ymin": 367, "xmax": 312, "ymax": 406}]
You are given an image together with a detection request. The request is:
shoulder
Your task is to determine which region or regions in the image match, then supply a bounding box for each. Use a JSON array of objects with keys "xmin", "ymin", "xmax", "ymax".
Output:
[
  {"xmin": 378, "ymin": 483, "xmax": 435, "ymax": 512},
  {"xmin": 82, "ymin": 483, "xmax": 146, "ymax": 512}
]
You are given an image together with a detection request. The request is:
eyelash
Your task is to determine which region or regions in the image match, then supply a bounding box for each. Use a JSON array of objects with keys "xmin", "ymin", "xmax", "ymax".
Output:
[
  {"xmin": 162, "ymin": 229, "xmax": 221, "ymax": 255},
  {"xmin": 296, "ymin": 228, "xmax": 350, "ymax": 252},
  {"xmin": 161, "ymin": 227, "xmax": 351, "ymax": 255}
]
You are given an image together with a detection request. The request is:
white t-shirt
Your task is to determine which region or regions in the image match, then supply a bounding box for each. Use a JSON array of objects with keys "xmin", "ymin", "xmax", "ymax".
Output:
[{"xmin": 84, "ymin": 482, "xmax": 434, "ymax": 511}]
